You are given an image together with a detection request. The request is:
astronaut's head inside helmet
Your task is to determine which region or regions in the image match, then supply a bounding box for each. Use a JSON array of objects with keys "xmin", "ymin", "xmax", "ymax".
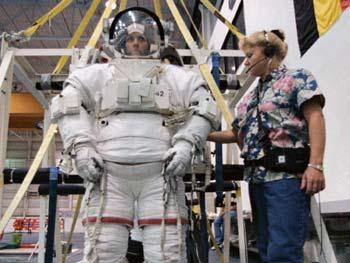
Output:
[
  {"xmin": 125, "ymin": 23, "xmax": 149, "ymax": 56},
  {"xmin": 109, "ymin": 7, "xmax": 164, "ymax": 57}
]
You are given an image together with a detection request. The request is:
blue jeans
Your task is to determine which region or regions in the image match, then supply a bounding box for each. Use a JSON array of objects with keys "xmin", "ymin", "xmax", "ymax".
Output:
[
  {"xmin": 213, "ymin": 210, "xmax": 237, "ymax": 244},
  {"xmin": 249, "ymin": 178, "xmax": 310, "ymax": 263}
]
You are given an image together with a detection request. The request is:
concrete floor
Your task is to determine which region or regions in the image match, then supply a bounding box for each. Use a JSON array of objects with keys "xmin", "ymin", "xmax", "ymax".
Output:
[
  {"xmin": 0, "ymin": 232, "xmax": 262, "ymax": 262},
  {"xmin": 0, "ymin": 232, "xmax": 84, "ymax": 263}
]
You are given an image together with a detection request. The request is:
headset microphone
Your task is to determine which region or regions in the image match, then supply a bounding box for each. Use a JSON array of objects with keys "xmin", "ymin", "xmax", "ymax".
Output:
[{"xmin": 245, "ymin": 57, "xmax": 268, "ymax": 74}]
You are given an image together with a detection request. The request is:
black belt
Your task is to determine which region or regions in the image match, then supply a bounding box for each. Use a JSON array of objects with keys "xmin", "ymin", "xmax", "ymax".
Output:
[
  {"xmin": 244, "ymin": 158, "xmax": 266, "ymax": 167},
  {"xmin": 244, "ymin": 155, "xmax": 308, "ymax": 174}
]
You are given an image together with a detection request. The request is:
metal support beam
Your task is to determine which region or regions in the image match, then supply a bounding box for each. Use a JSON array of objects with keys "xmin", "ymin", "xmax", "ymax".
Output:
[
  {"xmin": 13, "ymin": 62, "xmax": 49, "ymax": 109},
  {"xmin": 167, "ymin": 0, "xmax": 233, "ymax": 125},
  {"xmin": 0, "ymin": 123, "xmax": 58, "ymax": 234},
  {"xmin": 0, "ymin": 50, "xmax": 14, "ymax": 218},
  {"xmin": 14, "ymin": 56, "xmax": 37, "ymax": 81},
  {"xmin": 54, "ymin": 205, "xmax": 62, "ymax": 263},
  {"xmin": 62, "ymin": 195, "xmax": 83, "ymax": 263},
  {"xmin": 235, "ymin": 185, "xmax": 248, "ymax": 263},
  {"xmin": 53, "ymin": 0, "xmax": 102, "ymax": 74},
  {"xmin": 178, "ymin": 49, "xmax": 244, "ymax": 57},
  {"xmin": 208, "ymin": 0, "xmax": 242, "ymax": 50},
  {"xmin": 42, "ymin": 109, "xmax": 56, "ymax": 167},
  {"xmin": 230, "ymin": 84, "xmax": 256, "ymax": 109},
  {"xmin": 45, "ymin": 167, "xmax": 58, "ymax": 263},
  {"xmin": 199, "ymin": 192, "xmax": 209, "ymax": 263},
  {"xmin": 38, "ymin": 196, "xmax": 47, "ymax": 263},
  {"xmin": 223, "ymin": 191, "xmax": 232, "ymax": 263},
  {"xmin": 201, "ymin": 4, "xmax": 214, "ymax": 44},
  {"xmin": 12, "ymin": 48, "xmax": 75, "ymax": 57},
  {"xmin": 310, "ymin": 196, "xmax": 338, "ymax": 263},
  {"xmin": 22, "ymin": 0, "xmax": 73, "ymax": 38},
  {"xmin": 11, "ymin": 48, "xmax": 244, "ymax": 58},
  {"xmin": 229, "ymin": 66, "xmax": 257, "ymax": 109},
  {"xmin": 222, "ymin": 103, "xmax": 248, "ymax": 263},
  {"xmin": 153, "ymin": 0, "xmax": 163, "ymax": 20}
]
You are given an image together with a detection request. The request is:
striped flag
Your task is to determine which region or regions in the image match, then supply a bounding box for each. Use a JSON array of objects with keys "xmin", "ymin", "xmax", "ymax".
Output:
[
  {"xmin": 243, "ymin": 0, "xmax": 349, "ymax": 63},
  {"xmin": 294, "ymin": 0, "xmax": 350, "ymax": 55}
]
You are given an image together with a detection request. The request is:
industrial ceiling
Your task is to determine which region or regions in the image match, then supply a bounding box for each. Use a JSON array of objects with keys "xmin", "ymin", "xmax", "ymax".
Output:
[{"xmin": 0, "ymin": 0, "xmax": 200, "ymax": 76}]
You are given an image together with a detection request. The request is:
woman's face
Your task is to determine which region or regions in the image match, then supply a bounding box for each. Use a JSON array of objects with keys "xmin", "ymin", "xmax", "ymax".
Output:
[{"xmin": 243, "ymin": 46, "xmax": 269, "ymax": 77}]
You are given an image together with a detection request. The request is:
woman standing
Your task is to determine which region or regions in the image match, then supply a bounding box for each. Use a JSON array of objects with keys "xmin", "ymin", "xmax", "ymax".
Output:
[{"xmin": 208, "ymin": 29, "xmax": 326, "ymax": 262}]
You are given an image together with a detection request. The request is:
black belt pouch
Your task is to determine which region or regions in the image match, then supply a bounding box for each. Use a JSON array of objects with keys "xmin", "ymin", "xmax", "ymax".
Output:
[{"xmin": 263, "ymin": 146, "xmax": 310, "ymax": 173}]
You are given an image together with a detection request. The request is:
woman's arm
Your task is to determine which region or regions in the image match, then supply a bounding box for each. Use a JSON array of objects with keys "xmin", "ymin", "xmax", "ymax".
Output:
[
  {"xmin": 207, "ymin": 129, "xmax": 237, "ymax": 143},
  {"xmin": 300, "ymin": 98, "xmax": 326, "ymax": 194}
]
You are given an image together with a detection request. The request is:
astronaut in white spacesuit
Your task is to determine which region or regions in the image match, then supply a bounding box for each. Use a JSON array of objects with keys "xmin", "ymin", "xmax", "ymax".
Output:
[{"xmin": 51, "ymin": 7, "xmax": 218, "ymax": 263}]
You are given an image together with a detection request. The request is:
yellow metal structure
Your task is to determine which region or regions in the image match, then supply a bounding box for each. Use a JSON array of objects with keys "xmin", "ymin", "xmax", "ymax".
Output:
[
  {"xmin": 119, "ymin": 0, "xmax": 128, "ymax": 12},
  {"xmin": 166, "ymin": 2, "xmax": 241, "ymax": 262},
  {"xmin": 23, "ymin": 0, "xmax": 73, "ymax": 38},
  {"xmin": 179, "ymin": 0, "xmax": 208, "ymax": 49},
  {"xmin": 53, "ymin": 0, "xmax": 102, "ymax": 74},
  {"xmin": 62, "ymin": 195, "xmax": 83, "ymax": 263},
  {"xmin": 0, "ymin": 49, "xmax": 14, "ymax": 219},
  {"xmin": 0, "ymin": 0, "xmax": 118, "ymax": 236},
  {"xmin": 200, "ymin": 0, "xmax": 244, "ymax": 39},
  {"xmin": 153, "ymin": 0, "xmax": 163, "ymax": 20},
  {"xmin": 0, "ymin": 123, "xmax": 58, "ymax": 234},
  {"xmin": 207, "ymin": 217, "xmax": 224, "ymax": 262},
  {"xmin": 0, "ymin": 2, "xmax": 337, "ymax": 263},
  {"xmin": 87, "ymin": 0, "xmax": 117, "ymax": 48},
  {"xmin": 166, "ymin": 0, "xmax": 233, "ymax": 126}
]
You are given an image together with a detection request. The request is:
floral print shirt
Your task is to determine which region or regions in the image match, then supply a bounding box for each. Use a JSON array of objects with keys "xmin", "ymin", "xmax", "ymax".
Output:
[{"xmin": 233, "ymin": 66, "xmax": 325, "ymax": 183}]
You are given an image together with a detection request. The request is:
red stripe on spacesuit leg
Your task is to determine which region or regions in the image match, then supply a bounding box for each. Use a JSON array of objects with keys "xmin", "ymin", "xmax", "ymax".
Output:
[
  {"xmin": 82, "ymin": 217, "xmax": 134, "ymax": 227},
  {"xmin": 138, "ymin": 218, "xmax": 188, "ymax": 226}
]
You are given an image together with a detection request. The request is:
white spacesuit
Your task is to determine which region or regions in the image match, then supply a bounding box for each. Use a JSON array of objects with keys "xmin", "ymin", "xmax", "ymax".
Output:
[{"xmin": 51, "ymin": 7, "xmax": 218, "ymax": 263}]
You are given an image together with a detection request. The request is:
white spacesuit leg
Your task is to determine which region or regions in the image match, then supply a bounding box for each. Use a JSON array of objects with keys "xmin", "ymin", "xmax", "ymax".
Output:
[
  {"xmin": 142, "ymin": 225, "xmax": 187, "ymax": 263},
  {"xmin": 82, "ymin": 223, "xmax": 129, "ymax": 263},
  {"xmin": 136, "ymin": 163, "xmax": 188, "ymax": 262},
  {"xmin": 137, "ymin": 163, "xmax": 188, "ymax": 221},
  {"xmin": 80, "ymin": 163, "xmax": 138, "ymax": 263}
]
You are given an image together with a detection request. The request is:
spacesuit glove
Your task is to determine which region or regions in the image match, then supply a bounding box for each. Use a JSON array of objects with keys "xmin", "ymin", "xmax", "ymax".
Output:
[
  {"xmin": 163, "ymin": 140, "xmax": 193, "ymax": 177},
  {"xmin": 74, "ymin": 144, "xmax": 104, "ymax": 183}
]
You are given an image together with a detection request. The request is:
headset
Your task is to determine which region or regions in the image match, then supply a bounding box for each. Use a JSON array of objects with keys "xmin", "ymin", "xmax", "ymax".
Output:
[{"xmin": 263, "ymin": 30, "xmax": 277, "ymax": 58}]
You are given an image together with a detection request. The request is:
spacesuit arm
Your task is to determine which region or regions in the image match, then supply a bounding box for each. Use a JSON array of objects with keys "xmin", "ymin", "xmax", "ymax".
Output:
[
  {"xmin": 164, "ymin": 87, "xmax": 218, "ymax": 177},
  {"xmin": 172, "ymin": 86, "xmax": 219, "ymax": 150},
  {"xmin": 51, "ymin": 85, "xmax": 97, "ymax": 153},
  {"xmin": 166, "ymin": 65, "xmax": 220, "ymax": 134}
]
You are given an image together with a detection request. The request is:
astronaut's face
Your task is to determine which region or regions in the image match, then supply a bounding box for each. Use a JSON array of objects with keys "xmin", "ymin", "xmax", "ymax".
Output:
[
  {"xmin": 110, "ymin": 8, "xmax": 164, "ymax": 57},
  {"xmin": 125, "ymin": 32, "xmax": 149, "ymax": 56}
]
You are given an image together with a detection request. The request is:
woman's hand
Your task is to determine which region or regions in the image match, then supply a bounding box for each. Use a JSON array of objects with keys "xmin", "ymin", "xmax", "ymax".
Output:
[{"xmin": 300, "ymin": 167, "xmax": 325, "ymax": 195}]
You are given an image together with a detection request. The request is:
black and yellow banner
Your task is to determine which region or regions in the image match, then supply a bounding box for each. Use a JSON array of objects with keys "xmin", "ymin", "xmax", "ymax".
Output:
[{"xmin": 294, "ymin": 0, "xmax": 349, "ymax": 56}]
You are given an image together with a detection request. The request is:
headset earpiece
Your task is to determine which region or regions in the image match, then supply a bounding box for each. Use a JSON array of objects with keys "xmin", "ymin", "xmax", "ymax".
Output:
[{"xmin": 263, "ymin": 31, "xmax": 277, "ymax": 58}]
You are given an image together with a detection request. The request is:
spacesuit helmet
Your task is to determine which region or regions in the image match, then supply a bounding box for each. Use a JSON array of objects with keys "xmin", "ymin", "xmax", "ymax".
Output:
[{"xmin": 109, "ymin": 7, "xmax": 165, "ymax": 57}]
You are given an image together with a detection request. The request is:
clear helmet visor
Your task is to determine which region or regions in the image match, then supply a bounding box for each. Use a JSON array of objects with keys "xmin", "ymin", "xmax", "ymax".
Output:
[{"xmin": 109, "ymin": 8, "xmax": 164, "ymax": 57}]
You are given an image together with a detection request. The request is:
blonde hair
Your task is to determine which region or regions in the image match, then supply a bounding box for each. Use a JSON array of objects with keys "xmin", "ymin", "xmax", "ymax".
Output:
[{"xmin": 239, "ymin": 29, "xmax": 288, "ymax": 63}]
